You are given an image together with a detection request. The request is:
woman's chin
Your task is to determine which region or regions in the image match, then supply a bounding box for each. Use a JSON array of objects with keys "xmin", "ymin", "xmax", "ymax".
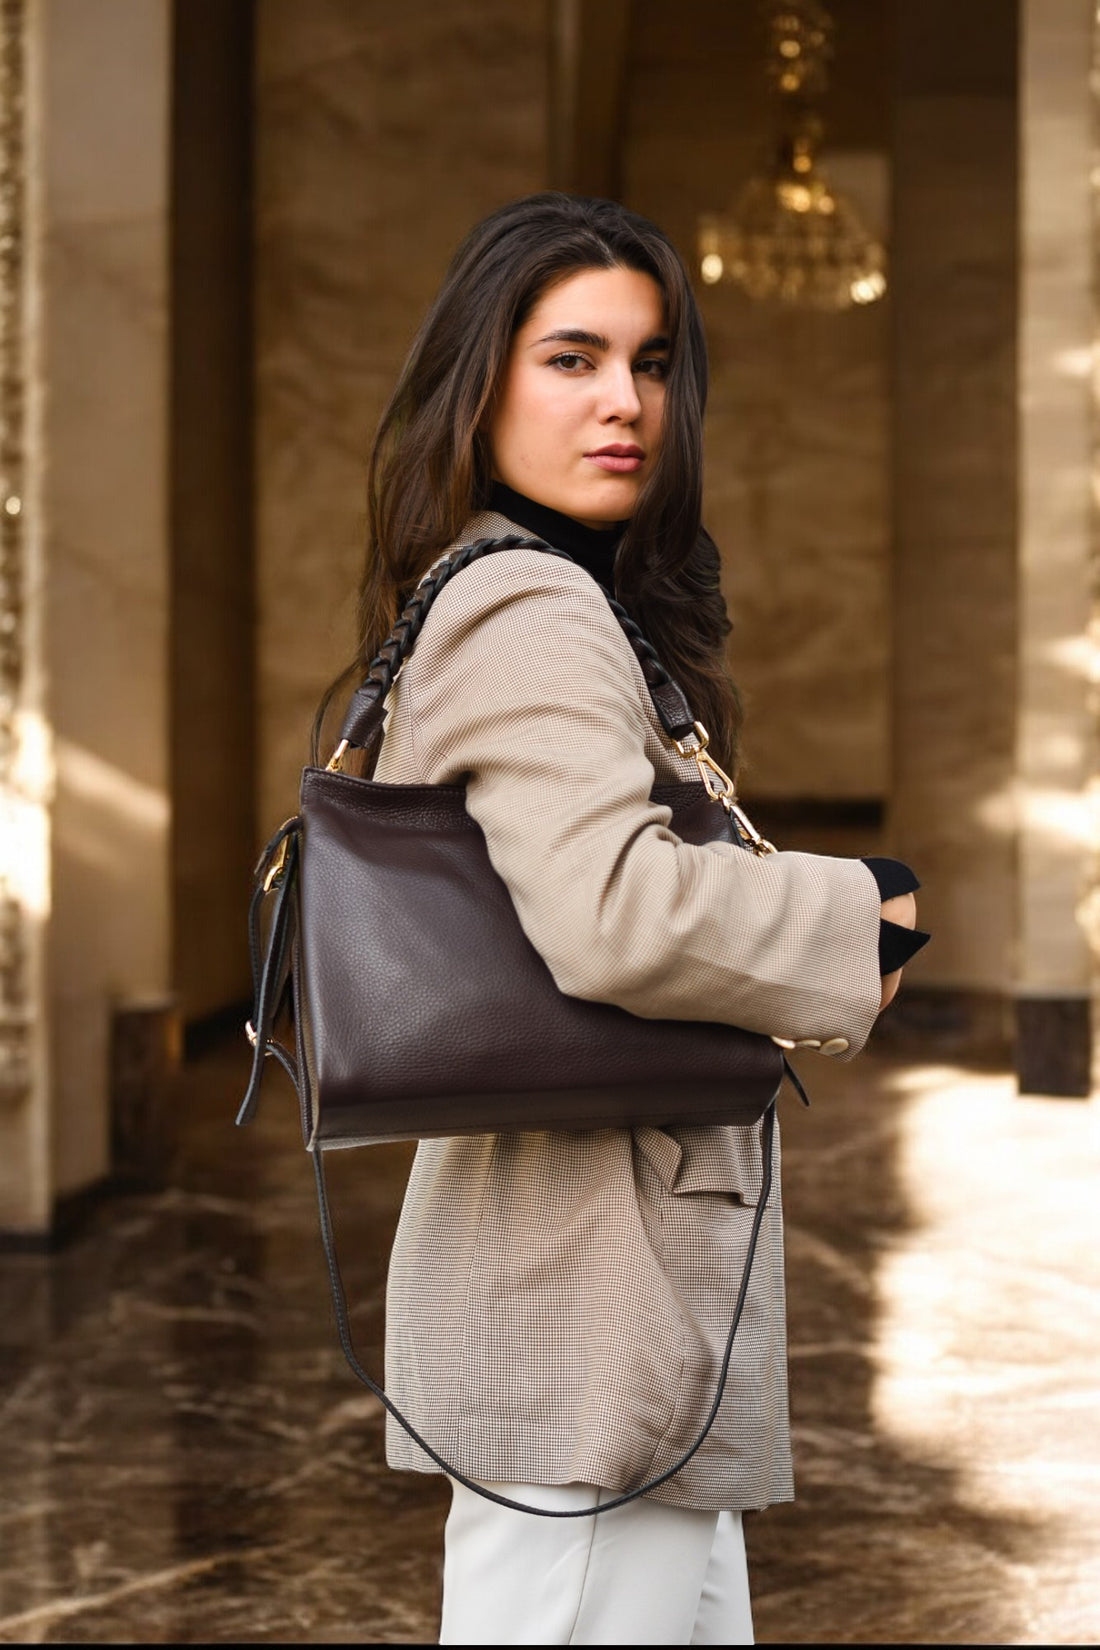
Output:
[
  {"xmin": 567, "ymin": 477, "xmax": 640, "ymax": 524},
  {"xmin": 508, "ymin": 471, "xmax": 640, "ymax": 525}
]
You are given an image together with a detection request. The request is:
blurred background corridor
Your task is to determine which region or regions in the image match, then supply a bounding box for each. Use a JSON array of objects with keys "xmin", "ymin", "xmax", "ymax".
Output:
[{"xmin": 0, "ymin": 0, "xmax": 1097, "ymax": 1641}]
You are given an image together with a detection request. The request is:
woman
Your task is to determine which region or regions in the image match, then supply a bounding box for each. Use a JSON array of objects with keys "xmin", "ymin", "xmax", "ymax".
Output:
[{"xmin": 323, "ymin": 193, "xmax": 926, "ymax": 1645}]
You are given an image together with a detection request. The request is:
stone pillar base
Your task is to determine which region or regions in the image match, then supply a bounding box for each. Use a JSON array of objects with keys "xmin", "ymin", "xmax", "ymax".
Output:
[{"xmin": 110, "ymin": 997, "xmax": 182, "ymax": 1188}]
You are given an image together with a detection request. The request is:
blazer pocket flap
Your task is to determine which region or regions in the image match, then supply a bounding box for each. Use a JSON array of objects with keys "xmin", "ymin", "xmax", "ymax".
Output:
[
  {"xmin": 633, "ymin": 1125, "xmax": 764, "ymax": 1204},
  {"xmin": 633, "ymin": 1125, "xmax": 683, "ymax": 1190}
]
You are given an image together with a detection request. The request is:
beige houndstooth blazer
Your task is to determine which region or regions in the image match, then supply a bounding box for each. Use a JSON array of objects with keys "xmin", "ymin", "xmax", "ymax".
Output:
[{"xmin": 378, "ymin": 510, "xmax": 883, "ymax": 1512}]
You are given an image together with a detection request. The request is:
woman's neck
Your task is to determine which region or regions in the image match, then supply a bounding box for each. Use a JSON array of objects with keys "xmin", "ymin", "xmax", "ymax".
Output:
[{"xmin": 488, "ymin": 481, "xmax": 624, "ymax": 590}]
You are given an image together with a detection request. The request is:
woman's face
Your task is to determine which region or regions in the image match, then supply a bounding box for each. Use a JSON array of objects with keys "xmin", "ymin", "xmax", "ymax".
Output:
[{"xmin": 489, "ymin": 264, "xmax": 668, "ymax": 529}]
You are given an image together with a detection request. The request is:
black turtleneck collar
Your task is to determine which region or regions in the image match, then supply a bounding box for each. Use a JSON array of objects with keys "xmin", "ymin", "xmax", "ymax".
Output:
[{"xmin": 488, "ymin": 481, "xmax": 624, "ymax": 591}]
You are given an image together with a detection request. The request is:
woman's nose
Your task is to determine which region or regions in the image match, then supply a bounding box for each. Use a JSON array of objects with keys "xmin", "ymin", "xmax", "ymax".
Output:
[{"xmin": 597, "ymin": 361, "xmax": 642, "ymax": 423}]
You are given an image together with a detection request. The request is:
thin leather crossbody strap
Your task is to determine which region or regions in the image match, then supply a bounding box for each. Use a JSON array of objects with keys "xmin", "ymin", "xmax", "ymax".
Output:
[
  {"xmin": 313, "ymin": 1098, "xmax": 779, "ymax": 1519},
  {"xmin": 336, "ymin": 534, "xmax": 698, "ymax": 756}
]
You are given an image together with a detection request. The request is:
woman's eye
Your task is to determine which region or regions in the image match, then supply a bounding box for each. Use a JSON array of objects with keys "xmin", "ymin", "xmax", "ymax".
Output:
[
  {"xmin": 548, "ymin": 352, "xmax": 591, "ymax": 372},
  {"xmin": 635, "ymin": 357, "xmax": 669, "ymax": 379}
]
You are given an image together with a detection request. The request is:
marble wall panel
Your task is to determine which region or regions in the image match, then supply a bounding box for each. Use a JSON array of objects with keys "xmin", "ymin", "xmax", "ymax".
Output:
[
  {"xmin": 255, "ymin": 0, "xmax": 547, "ymax": 829},
  {"xmin": 699, "ymin": 299, "xmax": 890, "ymax": 799},
  {"xmin": 26, "ymin": 0, "xmax": 171, "ymax": 1213},
  {"xmin": 620, "ymin": 0, "xmax": 892, "ymax": 803}
]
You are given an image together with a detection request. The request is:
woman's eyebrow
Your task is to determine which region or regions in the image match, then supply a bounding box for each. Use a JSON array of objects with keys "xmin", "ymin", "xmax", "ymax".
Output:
[
  {"xmin": 531, "ymin": 328, "xmax": 670, "ymax": 352},
  {"xmin": 533, "ymin": 327, "xmax": 611, "ymax": 350}
]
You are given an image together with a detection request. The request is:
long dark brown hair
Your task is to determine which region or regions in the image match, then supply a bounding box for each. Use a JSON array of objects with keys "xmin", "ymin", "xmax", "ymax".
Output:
[{"xmin": 315, "ymin": 192, "xmax": 742, "ymax": 771}]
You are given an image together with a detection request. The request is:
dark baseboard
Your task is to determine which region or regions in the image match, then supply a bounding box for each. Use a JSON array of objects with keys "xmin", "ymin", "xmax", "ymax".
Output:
[
  {"xmin": 873, "ymin": 985, "xmax": 1094, "ymax": 1098},
  {"xmin": 1015, "ymin": 995, "xmax": 1092, "ymax": 1098},
  {"xmin": 0, "ymin": 999, "xmax": 251, "ymax": 1248},
  {"xmin": 871, "ymin": 985, "xmax": 1012, "ymax": 1065},
  {"xmin": 0, "ymin": 1174, "xmax": 123, "ymax": 1253},
  {"xmin": 183, "ymin": 998, "xmax": 250, "ymax": 1060},
  {"xmin": 742, "ymin": 797, "xmax": 885, "ymax": 833}
]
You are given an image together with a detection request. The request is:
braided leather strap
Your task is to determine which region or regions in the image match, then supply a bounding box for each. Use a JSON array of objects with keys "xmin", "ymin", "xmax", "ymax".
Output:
[{"xmin": 337, "ymin": 535, "xmax": 697, "ymax": 753}]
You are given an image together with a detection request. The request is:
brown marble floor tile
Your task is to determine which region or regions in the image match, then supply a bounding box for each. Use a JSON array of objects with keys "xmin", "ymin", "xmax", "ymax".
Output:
[{"xmin": 0, "ymin": 1038, "xmax": 1095, "ymax": 1643}]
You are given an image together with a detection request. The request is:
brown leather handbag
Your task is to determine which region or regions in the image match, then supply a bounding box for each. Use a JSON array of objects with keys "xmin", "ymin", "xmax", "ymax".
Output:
[
  {"xmin": 237, "ymin": 535, "xmax": 785, "ymax": 1148},
  {"xmin": 237, "ymin": 535, "xmax": 801, "ymax": 1519}
]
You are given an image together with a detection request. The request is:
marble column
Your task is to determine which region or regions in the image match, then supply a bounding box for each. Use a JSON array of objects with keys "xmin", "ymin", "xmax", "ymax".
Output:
[
  {"xmin": 887, "ymin": 0, "xmax": 1020, "ymax": 1040},
  {"xmin": 0, "ymin": 0, "xmax": 47, "ymax": 1232},
  {"xmin": 891, "ymin": 0, "xmax": 1096, "ymax": 1094},
  {"xmin": 0, "ymin": 0, "xmax": 173, "ymax": 1234},
  {"xmin": 1014, "ymin": 0, "xmax": 1095, "ymax": 1094}
]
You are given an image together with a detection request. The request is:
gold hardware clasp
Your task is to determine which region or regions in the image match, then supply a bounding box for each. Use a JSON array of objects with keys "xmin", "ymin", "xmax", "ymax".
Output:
[
  {"xmin": 245, "ymin": 1019, "xmax": 275, "ymax": 1056},
  {"xmin": 326, "ymin": 738, "xmax": 349, "ymax": 773},
  {"xmin": 672, "ymin": 721, "xmax": 777, "ymax": 856},
  {"xmin": 673, "ymin": 721, "xmax": 735, "ymax": 804},
  {"xmin": 263, "ymin": 834, "xmax": 291, "ymax": 892},
  {"xmin": 726, "ymin": 800, "xmax": 777, "ymax": 857},
  {"xmin": 672, "ymin": 720, "xmax": 709, "ymax": 759}
]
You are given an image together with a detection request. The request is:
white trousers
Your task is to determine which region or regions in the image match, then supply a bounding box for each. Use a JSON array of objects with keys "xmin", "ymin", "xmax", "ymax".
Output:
[{"xmin": 439, "ymin": 1480, "xmax": 755, "ymax": 1646}]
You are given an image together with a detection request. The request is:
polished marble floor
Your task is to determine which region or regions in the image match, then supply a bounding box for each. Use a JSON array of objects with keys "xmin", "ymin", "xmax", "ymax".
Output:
[{"xmin": 0, "ymin": 1036, "xmax": 1097, "ymax": 1644}]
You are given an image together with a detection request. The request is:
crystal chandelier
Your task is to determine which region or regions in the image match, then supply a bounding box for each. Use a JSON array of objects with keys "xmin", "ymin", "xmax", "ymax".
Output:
[{"xmin": 698, "ymin": 1, "xmax": 886, "ymax": 310}]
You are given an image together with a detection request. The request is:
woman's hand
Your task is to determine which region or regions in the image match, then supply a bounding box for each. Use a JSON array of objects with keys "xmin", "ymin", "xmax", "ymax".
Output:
[{"xmin": 879, "ymin": 892, "xmax": 917, "ymax": 1012}]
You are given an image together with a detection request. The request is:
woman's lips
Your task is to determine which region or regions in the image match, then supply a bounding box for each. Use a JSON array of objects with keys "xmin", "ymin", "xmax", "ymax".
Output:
[{"xmin": 584, "ymin": 447, "xmax": 644, "ymax": 474}]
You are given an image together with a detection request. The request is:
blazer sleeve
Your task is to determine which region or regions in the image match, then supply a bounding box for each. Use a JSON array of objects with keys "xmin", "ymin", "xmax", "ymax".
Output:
[{"xmin": 394, "ymin": 550, "xmax": 884, "ymax": 1058}]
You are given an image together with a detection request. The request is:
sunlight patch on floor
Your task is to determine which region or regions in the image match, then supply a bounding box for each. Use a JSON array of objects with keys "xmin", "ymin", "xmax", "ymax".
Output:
[{"xmin": 870, "ymin": 1064, "xmax": 1100, "ymax": 1544}]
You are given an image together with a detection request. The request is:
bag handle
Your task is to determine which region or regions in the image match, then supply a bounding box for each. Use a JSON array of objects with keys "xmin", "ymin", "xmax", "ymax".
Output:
[
  {"xmin": 330, "ymin": 534, "xmax": 697, "ymax": 762},
  {"xmin": 327, "ymin": 534, "xmax": 774, "ymax": 855}
]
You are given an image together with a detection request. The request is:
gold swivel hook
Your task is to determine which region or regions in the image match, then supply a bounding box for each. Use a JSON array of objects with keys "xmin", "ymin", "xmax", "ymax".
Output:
[{"xmin": 672, "ymin": 723, "xmax": 776, "ymax": 857}]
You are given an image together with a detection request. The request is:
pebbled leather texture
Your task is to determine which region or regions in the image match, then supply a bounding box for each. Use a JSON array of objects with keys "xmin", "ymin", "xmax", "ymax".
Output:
[{"xmin": 292, "ymin": 768, "xmax": 782, "ymax": 1149}]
